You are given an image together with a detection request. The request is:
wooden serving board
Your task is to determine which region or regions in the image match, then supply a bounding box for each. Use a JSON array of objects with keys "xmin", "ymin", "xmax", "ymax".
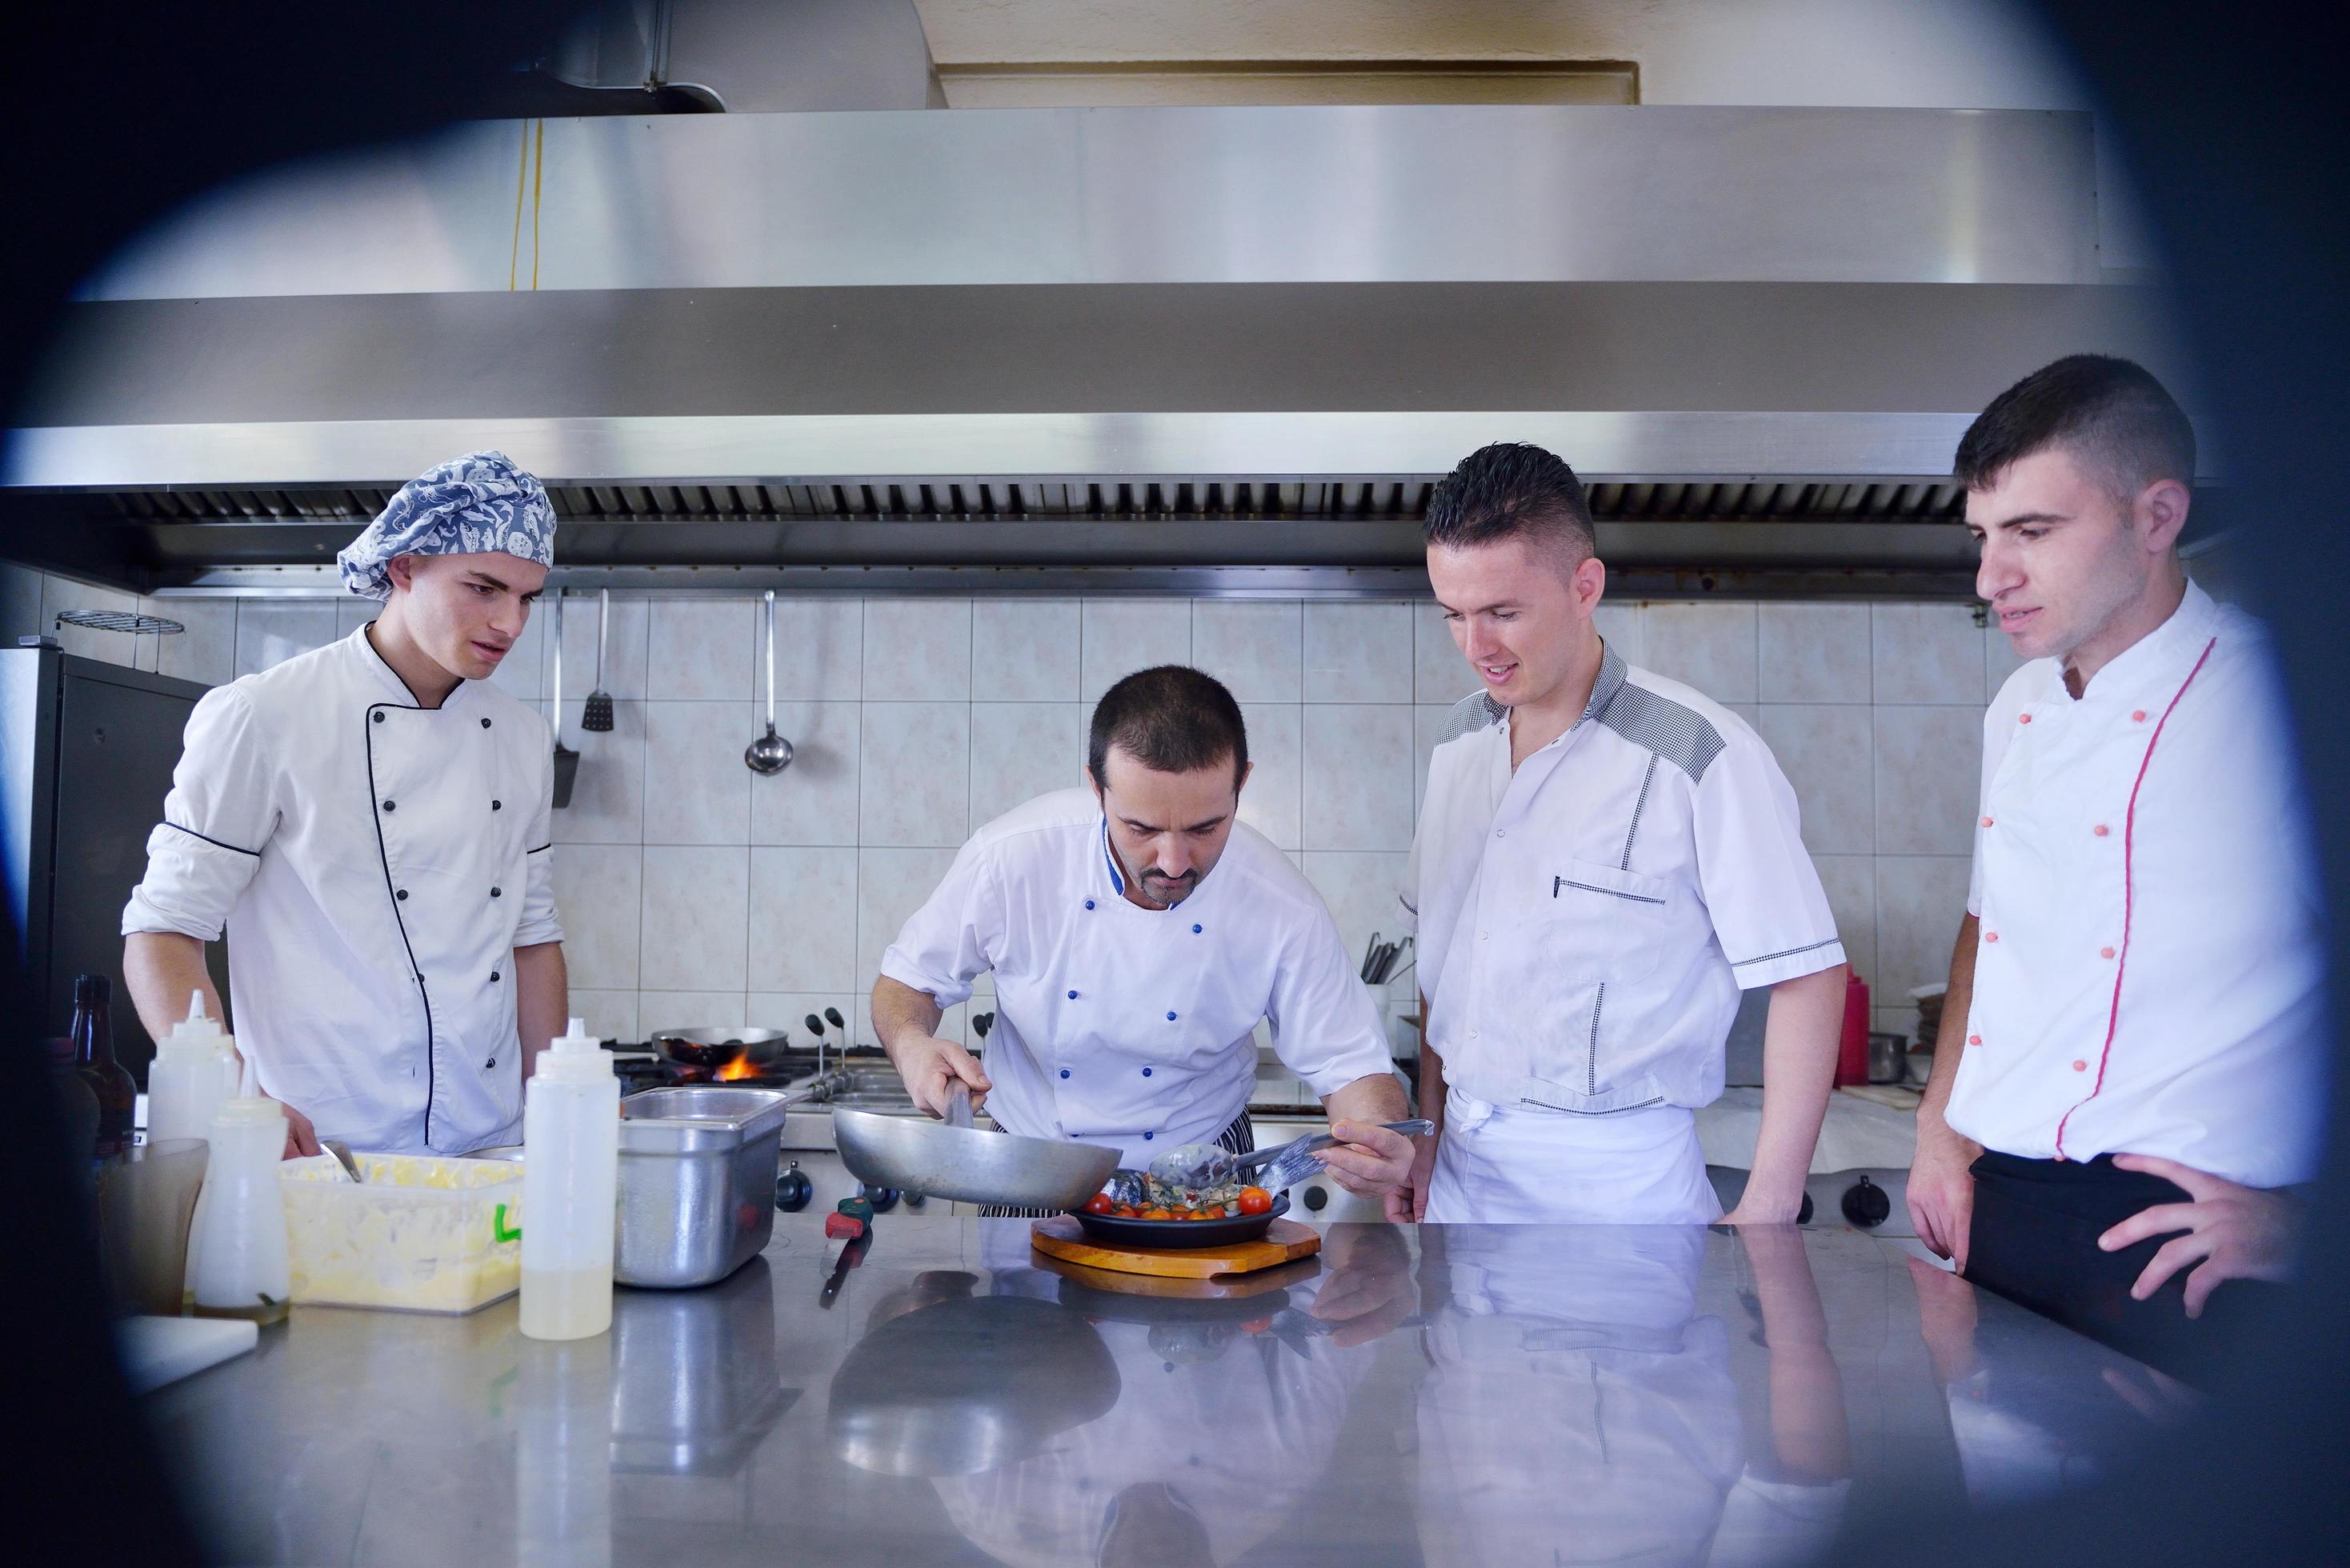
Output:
[
  {"xmin": 1029, "ymin": 1216, "xmax": 1321, "ymax": 1278},
  {"xmin": 1034, "ymin": 1253, "xmax": 1321, "ymax": 1301}
]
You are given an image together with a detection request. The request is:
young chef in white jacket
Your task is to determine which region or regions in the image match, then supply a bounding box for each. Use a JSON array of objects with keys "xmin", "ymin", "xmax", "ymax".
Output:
[
  {"xmin": 120, "ymin": 451, "xmax": 568, "ymax": 1157},
  {"xmin": 1906, "ymin": 356, "xmax": 2324, "ymax": 1379},
  {"xmin": 872, "ymin": 665, "xmax": 1416, "ymax": 1201},
  {"xmin": 1397, "ymin": 443, "xmax": 1850, "ymax": 1226}
]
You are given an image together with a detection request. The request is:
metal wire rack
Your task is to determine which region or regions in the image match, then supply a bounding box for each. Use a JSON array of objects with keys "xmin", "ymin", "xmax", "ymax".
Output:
[{"xmin": 54, "ymin": 610, "xmax": 184, "ymax": 636}]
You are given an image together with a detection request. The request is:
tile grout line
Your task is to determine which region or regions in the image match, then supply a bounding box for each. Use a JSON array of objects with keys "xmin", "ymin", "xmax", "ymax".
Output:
[
  {"xmin": 851, "ymin": 599, "xmax": 868, "ymax": 1037},
  {"xmin": 633, "ymin": 601, "xmax": 655, "ymax": 1020},
  {"xmin": 1868, "ymin": 605, "xmax": 1883, "ymax": 979}
]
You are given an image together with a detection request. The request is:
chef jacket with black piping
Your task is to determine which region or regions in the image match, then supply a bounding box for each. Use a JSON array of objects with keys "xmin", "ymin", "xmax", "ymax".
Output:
[
  {"xmin": 879, "ymin": 787, "xmax": 1395, "ymax": 1166},
  {"xmin": 1946, "ymin": 581, "xmax": 2327, "ymax": 1187},
  {"xmin": 1401, "ymin": 642, "xmax": 1844, "ymax": 1117},
  {"xmin": 122, "ymin": 626, "xmax": 562, "ymax": 1154}
]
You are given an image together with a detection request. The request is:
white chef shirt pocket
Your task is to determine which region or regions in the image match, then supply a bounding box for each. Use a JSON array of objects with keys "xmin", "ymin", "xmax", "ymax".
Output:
[{"xmin": 1543, "ymin": 858, "xmax": 1675, "ymax": 984}]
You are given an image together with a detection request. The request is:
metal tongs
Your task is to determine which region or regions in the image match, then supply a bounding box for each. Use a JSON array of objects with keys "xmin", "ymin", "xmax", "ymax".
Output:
[{"xmin": 1148, "ymin": 1119, "xmax": 1434, "ymax": 1195}]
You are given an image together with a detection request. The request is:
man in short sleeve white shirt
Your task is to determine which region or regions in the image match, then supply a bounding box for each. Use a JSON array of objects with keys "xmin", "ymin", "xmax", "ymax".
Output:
[
  {"xmin": 1908, "ymin": 356, "xmax": 2323, "ymax": 1378},
  {"xmin": 871, "ymin": 666, "xmax": 1415, "ymax": 1198},
  {"xmin": 1399, "ymin": 444, "xmax": 1850, "ymax": 1226}
]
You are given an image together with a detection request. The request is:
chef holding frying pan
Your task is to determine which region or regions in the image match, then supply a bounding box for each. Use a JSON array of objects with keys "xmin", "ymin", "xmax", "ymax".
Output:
[{"xmin": 870, "ymin": 665, "xmax": 1415, "ymax": 1206}]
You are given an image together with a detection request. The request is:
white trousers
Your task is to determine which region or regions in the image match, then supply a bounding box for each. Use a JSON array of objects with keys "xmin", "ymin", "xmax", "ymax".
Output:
[{"xmin": 1424, "ymin": 1093, "xmax": 1723, "ymax": 1224}]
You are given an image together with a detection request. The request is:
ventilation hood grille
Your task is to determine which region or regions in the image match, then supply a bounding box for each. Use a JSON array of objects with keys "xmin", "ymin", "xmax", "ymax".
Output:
[{"xmin": 117, "ymin": 477, "xmax": 1964, "ymax": 528}]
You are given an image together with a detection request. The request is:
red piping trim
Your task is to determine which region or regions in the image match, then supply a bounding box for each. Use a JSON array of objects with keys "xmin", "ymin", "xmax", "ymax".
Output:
[{"xmin": 2053, "ymin": 635, "xmax": 2218, "ymax": 1158}]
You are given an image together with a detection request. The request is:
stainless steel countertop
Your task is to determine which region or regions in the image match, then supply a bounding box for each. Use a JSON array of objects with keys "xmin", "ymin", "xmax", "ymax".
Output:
[{"xmin": 142, "ymin": 1219, "xmax": 2188, "ymax": 1565}]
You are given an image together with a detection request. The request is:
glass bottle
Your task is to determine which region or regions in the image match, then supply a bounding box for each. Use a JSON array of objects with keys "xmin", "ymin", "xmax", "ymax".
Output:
[{"xmin": 71, "ymin": 974, "xmax": 134, "ymax": 1162}]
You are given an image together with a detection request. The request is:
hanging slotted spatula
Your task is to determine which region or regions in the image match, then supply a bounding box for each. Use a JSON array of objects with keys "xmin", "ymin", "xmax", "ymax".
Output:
[
  {"xmin": 580, "ymin": 588, "xmax": 615, "ymax": 733},
  {"xmin": 550, "ymin": 593, "xmax": 578, "ymax": 809}
]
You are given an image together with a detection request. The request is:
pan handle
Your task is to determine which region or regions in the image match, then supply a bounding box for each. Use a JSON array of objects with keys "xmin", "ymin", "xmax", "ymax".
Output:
[{"xmin": 943, "ymin": 1078, "xmax": 976, "ymax": 1130}]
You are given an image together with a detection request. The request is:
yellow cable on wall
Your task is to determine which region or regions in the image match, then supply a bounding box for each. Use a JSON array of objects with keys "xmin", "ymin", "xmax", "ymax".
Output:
[{"xmin": 507, "ymin": 120, "xmax": 529, "ymax": 291}]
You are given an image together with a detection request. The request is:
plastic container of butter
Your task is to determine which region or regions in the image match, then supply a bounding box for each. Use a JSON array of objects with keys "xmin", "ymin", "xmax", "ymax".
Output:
[{"xmin": 278, "ymin": 1152, "xmax": 524, "ymax": 1314}]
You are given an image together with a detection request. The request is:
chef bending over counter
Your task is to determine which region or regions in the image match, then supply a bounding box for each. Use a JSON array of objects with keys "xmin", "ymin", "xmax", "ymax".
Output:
[{"xmin": 871, "ymin": 664, "xmax": 1418, "ymax": 1211}]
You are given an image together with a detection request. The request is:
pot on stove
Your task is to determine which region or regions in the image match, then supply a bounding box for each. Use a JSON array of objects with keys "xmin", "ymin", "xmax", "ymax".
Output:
[{"xmin": 648, "ymin": 1025, "xmax": 791, "ymax": 1081}]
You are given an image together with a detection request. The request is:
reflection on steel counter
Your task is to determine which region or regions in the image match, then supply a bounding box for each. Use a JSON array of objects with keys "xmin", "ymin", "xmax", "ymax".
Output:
[
  {"xmin": 517, "ymin": 1258, "xmax": 802, "ymax": 1565},
  {"xmin": 837, "ymin": 1228, "xmax": 1395, "ymax": 1566},
  {"xmin": 1415, "ymin": 1225, "xmax": 1851, "ymax": 1566},
  {"xmin": 610, "ymin": 1258, "xmax": 798, "ymax": 1476},
  {"xmin": 829, "ymin": 1281, "xmax": 1119, "ymax": 1476},
  {"xmin": 144, "ymin": 1220, "xmax": 2204, "ymax": 1564}
]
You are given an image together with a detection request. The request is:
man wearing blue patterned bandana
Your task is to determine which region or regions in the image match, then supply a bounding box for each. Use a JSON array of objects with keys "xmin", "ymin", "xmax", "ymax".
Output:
[{"xmin": 122, "ymin": 451, "xmax": 570, "ymax": 1157}]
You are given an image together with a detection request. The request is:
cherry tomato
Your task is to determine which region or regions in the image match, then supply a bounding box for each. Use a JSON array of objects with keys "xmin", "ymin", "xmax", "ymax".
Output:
[
  {"xmin": 1084, "ymin": 1194, "xmax": 1114, "ymax": 1215},
  {"xmin": 1198, "ymin": 1204, "xmax": 1227, "ymax": 1219},
  {"xmin": 1142, "ymin": 1207, "xmax": 1175, "ymax": 1222},
  {"xmin": 1237, "ymin": 1186, "xmax": 1273, "ymax": 1215}
]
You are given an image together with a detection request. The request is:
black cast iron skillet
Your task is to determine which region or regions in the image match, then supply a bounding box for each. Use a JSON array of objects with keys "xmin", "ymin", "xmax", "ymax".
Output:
[{"xmin": 1069, "ymin": 1190, "xmax": 1291, "ymax": 1249}]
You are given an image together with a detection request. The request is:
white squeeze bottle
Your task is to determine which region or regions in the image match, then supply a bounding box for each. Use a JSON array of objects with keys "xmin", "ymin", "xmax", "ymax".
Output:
[
  {"xmin": 187, "ymin": 1094, "xmax": 291, "ymax": 1324},
  {"xmin": 520, "ymin": 1018, "xmax": 619, "ymax": 1341},
  {"xmin": 146, "ymin": 991, "xmax": 240, "ymax": 1147}
]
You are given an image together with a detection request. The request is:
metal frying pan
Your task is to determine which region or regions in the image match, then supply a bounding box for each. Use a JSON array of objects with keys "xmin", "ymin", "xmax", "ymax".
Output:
[
  {"xmin": 647, "ymin": 1025, "xmax": 791, "ymax": 1074},
  {"xmin": 832, "ymin": 1082, "xmax": 1119, "ymax": 1210}
]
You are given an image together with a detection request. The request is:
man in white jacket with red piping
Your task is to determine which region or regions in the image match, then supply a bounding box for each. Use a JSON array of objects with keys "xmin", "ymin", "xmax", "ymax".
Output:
[{"xmin": 1907, "ymin": 356, "xmax": 2324, "ymax": 1380}]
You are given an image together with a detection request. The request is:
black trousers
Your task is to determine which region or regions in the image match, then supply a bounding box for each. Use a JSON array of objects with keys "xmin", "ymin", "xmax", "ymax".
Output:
[{"xmin": 1964, "ymin": 1149, "xmax": 2286, "ymax": 1385}]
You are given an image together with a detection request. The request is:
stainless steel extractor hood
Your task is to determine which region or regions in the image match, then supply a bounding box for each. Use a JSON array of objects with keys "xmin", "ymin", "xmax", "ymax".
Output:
[{"xmin": 0, "ymin": 104, "xmax": 2197, "ymax": 598}]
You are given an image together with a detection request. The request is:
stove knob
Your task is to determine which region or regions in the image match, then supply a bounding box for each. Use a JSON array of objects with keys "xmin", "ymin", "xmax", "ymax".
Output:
[
  {"xmin": 1797, "ymin": 1190, "xmax": 1815, "ymax": 1226},
  {"xmin": 903, "ymin": 1190, "xmax": 927, "ymax": 1209},
  {"xmin": 1840, "ymin": 1174, "xmax": 1892, "ymax": 1228},
  {"xmin": 1301, "ymin": 1186, "xmax": 1328, "ymax": 1212},
  {"xmin": 775, "ymin": 1162, "xmax": 813, "ymax": 1213},
  {"xmin": 860, "ymin": 1183, "xmax": 900, "ymax": 1214}
]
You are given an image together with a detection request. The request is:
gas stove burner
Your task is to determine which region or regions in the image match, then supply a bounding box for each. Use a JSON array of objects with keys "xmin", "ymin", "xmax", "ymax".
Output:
[
  {"xmin": 602, "ymin": 1038, "xmax": 891, "ymax": 1097},
  {"xmin": 603, "ymin": 1038, "xmax": 836, "ymax": 1094},
  {"xmin": 653, "ymin": 1061, "xmax": 807, "ymax": 1089}
]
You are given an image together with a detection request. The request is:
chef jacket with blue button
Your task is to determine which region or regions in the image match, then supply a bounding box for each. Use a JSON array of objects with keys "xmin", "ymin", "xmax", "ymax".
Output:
[
  {"xmin": 1947, "ymin": 582, "xmax": 2326, "ymax": 1188},
  {"xmin": 1403, "ymin": 643, "xmax": 1844, "ymax": 1117},
  {"xmin": 122, "ymin": 626, "xmax": 562, "ymax": 1154},
  {"xmin": 879, "ymin": 787, "xmax": 1395, "ymax": 1166}
]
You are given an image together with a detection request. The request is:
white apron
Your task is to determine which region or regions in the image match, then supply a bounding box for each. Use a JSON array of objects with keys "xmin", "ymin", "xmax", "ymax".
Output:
[{"xmin": 1424, "ymin": 1091, "xmax": 1723, "ymax": 1224}]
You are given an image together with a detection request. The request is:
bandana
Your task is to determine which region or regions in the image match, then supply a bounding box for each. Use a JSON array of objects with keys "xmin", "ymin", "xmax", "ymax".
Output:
[{"xmin": 335, "ymin": 450, "xmax": 556, "ymax": 599}]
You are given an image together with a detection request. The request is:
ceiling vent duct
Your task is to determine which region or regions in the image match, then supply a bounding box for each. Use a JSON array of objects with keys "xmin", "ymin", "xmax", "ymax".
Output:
[{"xmin": 3, "ymin": 103, "xmax": 2192, "ymax": 598}]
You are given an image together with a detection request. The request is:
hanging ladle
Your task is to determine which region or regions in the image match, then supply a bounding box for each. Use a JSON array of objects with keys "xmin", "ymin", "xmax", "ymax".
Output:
[{"xmin": 747, "ymin": 589, "xmax": 795, "ymax": 774}]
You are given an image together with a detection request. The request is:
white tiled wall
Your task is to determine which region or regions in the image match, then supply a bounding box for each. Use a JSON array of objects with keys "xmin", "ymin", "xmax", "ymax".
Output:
[{"xmin": 3, "ymin": 565, "xmax": 2008, "ymax": 1049}]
